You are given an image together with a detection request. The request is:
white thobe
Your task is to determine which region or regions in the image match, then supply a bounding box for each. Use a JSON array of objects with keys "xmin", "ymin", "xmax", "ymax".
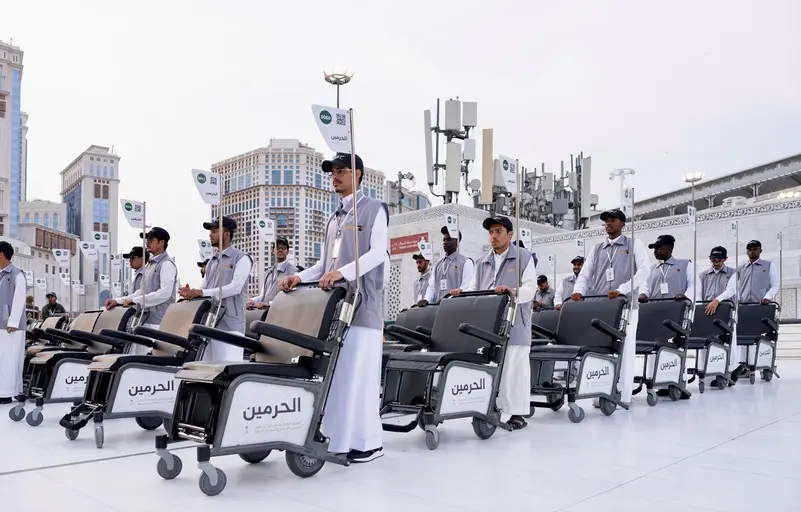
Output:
[
  {"xmin": 700, "ymin": 268, "xmax": 740, "ymax": 371},
  {"xmin": 200, "ymin": 255, "xmax": 253, "ymax": 362},
  {"xmin": 0, "ymin": 272, "xmax": 27, "ymax": 397},
  {"xmin": 462, "ymin": 249, "xmax": 536, "ymax": 416},
  {"xmin": 573, "ymin": 235, "xmax": 651, "ymax": 404},
  {"xmin": 297, "ymin": 200, "xmax": 387, "ymax": 454}
]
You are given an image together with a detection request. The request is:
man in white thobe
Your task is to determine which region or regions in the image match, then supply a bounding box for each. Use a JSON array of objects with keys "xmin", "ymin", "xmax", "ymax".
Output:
[
  {"xmin": 0, "ymin": 242, "xmax": 27, "ymax": 403},
  {"xmin": 699, "ymin": 246, "xmax": 739, "ymax": 379},
  {"xmin": 572, "ymin": 209, "xmax": 650, "ymax": 407},
  {"xmin": 282, "ymin": 152, "xmax": 386, "ymax": 463},
  {"xmin": 247, "ymin": 236, "xmax": 297, "ymax": 310}
]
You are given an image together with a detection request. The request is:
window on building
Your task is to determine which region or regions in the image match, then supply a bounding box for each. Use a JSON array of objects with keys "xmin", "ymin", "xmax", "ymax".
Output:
[
  {"xmin": 45, "ymin": 264, "xmax": 48, "ymax": 273},
  {"xmin": 94, "ymin": 183, "xmax": 101, "ymax": 198},
  {"xmin": 53, "ymin": 213, "xmax": 59, "ymax": 229},
  {"xmin": 43, "ymin": 213, "xmax": 50, "ymax": 227},
  {"xmin": 34, "ymin": 213, "xmax": 39, "ymax": 224},
  {"xmin": 24, "ymin": 213, "xmax": 29, "ymax": 223},
  {"xmin": 102, "ymin": 223, "xmax": 108, "ymax": 232},
  {"xmin": 271, "ymin": 170, "xmax": 281, "ymax": 184},
  {"xmin": 284, "ymin": 170, "xmax": 293, "ymax": 184},
  {"xmin": 276, "ymin": 214, "xmax": 288, "ymax": 228},
  {"xmin": 94, "ymin": 222, "xmax": 101, "ymax": 231},
  {"xmin": 102, "ymin": 185, "xmax": 109, "ymax": 199}
]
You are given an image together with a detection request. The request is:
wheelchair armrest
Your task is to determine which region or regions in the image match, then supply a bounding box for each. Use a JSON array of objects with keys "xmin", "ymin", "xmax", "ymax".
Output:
[
  {"xmin": 712, "ymin": 318, "xmax": 733, "ymax": 335},
  {"xmin": 415, "ymin": 326, "xmax": 432, "ymax": 336},
  {"xmin": 531, "ymin": 324, "xmax": 556, "ymax": 340},
  {"xmin": 69, "ymin": 330, "xmax": 128, "ymax": 350},
  {"xmin": 591, "ymin": 318, "xmax": 625, "ymax": 342},
  {"xmin": 530, "ymin": 338, "xmax": 552, "ymax": 346},
  {"xmin": 384, "ymin": 325, "xmax": 431, "ymax": 345},
  {"xmin": 189, "ymin": 325, "xmax": 263, "ymax": 354},
  {"xmin": 458, "ymin": 323, "xmax": 505, "ymax": 347},
  {"xmin": 252, "ymin": 322, "xmax": 327, "ymax": 353},
  {"xmin": 44, "ymin": 328, "xmax": 90, "ymax": 347},
  {"xmin": 100, "ymin": 328, "xmax": 155, "ymax": 348},
  {"xmin": 383, "ymin": 331, "xmax": 427, "ymax": 349},
  {"xmin": 133, "ymin": 326, "xmax": 193, "ymax": 351},
  {"xmin": 663, "ymin": 319, "xmax": 689, "ymax": 339},
  {"xmin": 761, "ymin": 317, "xmax": 779, "ymax": 333}
]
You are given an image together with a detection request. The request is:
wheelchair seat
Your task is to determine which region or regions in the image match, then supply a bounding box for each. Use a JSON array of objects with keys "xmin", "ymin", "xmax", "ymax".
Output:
[
  {"xmin": 736, "ymin": 303, "xmax": 779, "ymax": 346},
  {"xmin": 635, "ymin": 300, "xmax": 690, "ymax": 354},
  {"xmin": 529, "ymin": 344, "xmax": 615, "ymax": 359},
  {"xmin": 686, "ymin": 301, "xmax": 733, "ymax": 349}
]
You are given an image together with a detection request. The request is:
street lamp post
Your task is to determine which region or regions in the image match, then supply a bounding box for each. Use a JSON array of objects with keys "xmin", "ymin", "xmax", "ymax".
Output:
[
  {"xmin": 609, "ymin": 168, "xmax": 636, "ymax": 209},
  {"xmin": 323, "ymin": 69, "xmax": 354, "ymax": 108},
  {"xmin": 683, "ymin": 172, "xmax": 704, "ymax": 309}
]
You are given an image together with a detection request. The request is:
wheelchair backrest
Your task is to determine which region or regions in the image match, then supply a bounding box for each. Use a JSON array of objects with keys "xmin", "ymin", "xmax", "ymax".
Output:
[
  {"xmin": 69, "ymin": 311, "xmax": 103, "ymax": 334},
  {"xmin": 428, "ymin": 293, "xmax": 510, "ymax": 354},
  {"xmin": 736, "ymin": 303, "xmax": 778, "ymax": 337},
  {"xmin": 40, "ymin": 315, "xmax": 67, "ymax": 331},
  {"xmin": 399, "ymin": 304, "xmax": 439, "ymax": 332},
  {"xmin": 245, "ymin": 309, "xmax": 268, "ymax": 340},
  {"xmin": 253, "ymin": 285, "xmax": 346, "ymax": 363},
  {"xmin": 556, "ymin": 297, "xmax": 627, "ymax": 349},
  {"xmin": 393, "ymin": 309, "xmax": 408, "ymax": 328},
  {"xmin": 690, "ymin": 301, "xmax": 733, "ymax": 340},
  {"xmin": 534, "ymin": 308, "xmax": 560, "ymax": 334},
  {"xmin": 87, "ymin": 307, "xmax": 138, "ymax": 354},
  {"xmin": 636, "ymin": 299, "xmax": 691, "ymax": 342},
  {"xmin": 152, "ymin": 298, "xmax": 213, "ymax": 357}
]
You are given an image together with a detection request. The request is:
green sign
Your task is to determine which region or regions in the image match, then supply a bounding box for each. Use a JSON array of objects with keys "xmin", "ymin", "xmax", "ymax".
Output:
[
  {"xmin": 124, "ymin": 202, "xmax": 133, "ymax": 211},
  {"xmin": 319, "ymin": 110, "xmax": 332, "ymax": 125},
  {"xmin": 502, "ymin": 160, "xmax": 509, "ymax": 171},
  {"xmin": 197, "ymin": 173, "xmax": 207, "ymax": 184}
]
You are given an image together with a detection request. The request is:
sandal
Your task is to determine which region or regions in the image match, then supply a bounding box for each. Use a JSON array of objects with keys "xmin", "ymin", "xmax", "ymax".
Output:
[{"xmin": 507, "ymin": 415, "xmax": 528, "ymax": 430}]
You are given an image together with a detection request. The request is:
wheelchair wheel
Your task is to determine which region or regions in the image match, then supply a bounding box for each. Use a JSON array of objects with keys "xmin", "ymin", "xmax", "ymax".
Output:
[
  {"xmin": 715, "ymin": 376, "xmax": 728, "ymax": 390},
  {"xmin": 646, "ymin": 391, "xmax": 658, "ymax": 407},
  {"xmin": 239, "ymin": 451, "xmax": 272, "ymax": 464},
  {"xmin": 599, "ymin": 398, "xmax": 616, "ymax": 416},
  {"xmin": 761, "ymin": 369, "xmax": 774, "ymax": 382},
  {"xmin": 668, "ymin": 386, "xmax": 683, "ymax": 402},
  {"xmin": 286, "ymin": 451, "xmax": 325, "ymax": 478},
  {"xmin": 65, "ymin": 428, "xmax": 79, "ymax": 441},
  {"xmin": 424, "ymin": 425, "xmax": 440, "ymax": 450},
  {"xmin": 25, "ymin": 410, "xmax": 43, "ymax": 427},
  {"xmin": 471, "ymin": 418, "xmax": 496, "ymax": 440},
  {"xmin": 749, "ymin": 372, "xmax": 756, "ymax": 385},
  {"xmin": 8, "ymin": 405, "xmax": 25, "ymax": 422},
  {"xmin": 156, "ymin": 455, "xmax": 183, "ymax": 480},
  {"xmin": 135, "ymin": 416, "xmax": 164, "ymax": 431},
  {"xmin": 567, "ymin": 404, "xmax": 585, "ymax": 423},
  {"xmin": 199, "ymin": 467, "xmax": 227, "ymax": 496}
]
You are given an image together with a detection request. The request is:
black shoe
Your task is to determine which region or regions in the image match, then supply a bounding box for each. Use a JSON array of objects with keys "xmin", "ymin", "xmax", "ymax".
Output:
[
  {"xmin": 0, "ymin": 397, "xmax": 12, "ymax": 404},
  {"xmin": 347, "ymin": 447, "xmax": 384, "ymax": 463},
  {"xmin": 508, "ymin": 415, "xmax": 528, "ymax": 430},
  {"xmin": 656, "ymin": 389, "xmax": 670, "ymax": 397}
]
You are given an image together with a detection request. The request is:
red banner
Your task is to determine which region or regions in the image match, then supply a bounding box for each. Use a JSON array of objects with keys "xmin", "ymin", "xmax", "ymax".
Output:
[{"xmin": 390, "ymin": 233, "xmax": 429, "ymax": 255}]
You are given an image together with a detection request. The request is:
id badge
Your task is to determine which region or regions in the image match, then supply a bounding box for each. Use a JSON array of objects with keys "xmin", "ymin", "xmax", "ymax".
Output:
[
  {"xmin": 440, "ymin": 279, "xmax": 448, "ymax": 291},
  {"xmin": 660, "ymin": 282, "xmax": 669, "ymax": 295},
  {"xmin": 605, "ymin": 268, "xmax": 615, "ymax": 282},
  {"xmin": 332, "ymin": 238, "xmax": 341, "ymax": 258}
]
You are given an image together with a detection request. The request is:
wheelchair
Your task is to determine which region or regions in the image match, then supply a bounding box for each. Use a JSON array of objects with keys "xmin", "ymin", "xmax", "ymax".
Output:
[
  {"xmin": 735, "ymin": 301, "xmax": 780, "ymax": 384},
  {"xmin": 685, "ymin": 300, "xmax": 735, "ymax": 393}
]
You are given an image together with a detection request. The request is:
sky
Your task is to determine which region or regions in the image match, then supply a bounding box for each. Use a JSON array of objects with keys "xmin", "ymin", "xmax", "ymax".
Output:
[{"xmin": 3, "ymin": 0, "xmax": 801, "ymax": 287}]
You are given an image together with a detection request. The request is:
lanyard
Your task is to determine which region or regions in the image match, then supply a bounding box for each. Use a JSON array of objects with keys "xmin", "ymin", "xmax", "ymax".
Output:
[
  {"xmin": 335, "ymin": 193, "xmax": 364, "ymax": 238},
  {"xmin": 658, "ymin": 262, "xmax": 670, "ymax": 282},
  {"xmin": 605, "ymin": 242, "xmax": 619, "ymax": 267}
]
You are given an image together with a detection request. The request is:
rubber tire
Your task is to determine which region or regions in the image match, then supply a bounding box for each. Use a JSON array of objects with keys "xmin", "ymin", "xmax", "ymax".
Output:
[
  {"xmin": 646, "ymin": 392, "xmax": 658, "ymax": 407},
  {"xmin": 8, "ymin": 406, "xmax": 24, "ymax": 422},
  {"xmin": 698, "ymin": 381, "xmax": 705, "ymax": 394},
  {"xmin": 135, "ymin": 416, "xmax": 164, "ymax": 431},
  {"xmin": 156, "ymin": 455, "xmax": 183, "ymax": 480},
  {"xmin": 94, "ymin": 425, "xmax": 104, "ymax": 449},
  {"xmin": 749, "ymin": 372, "xmax": 756, "ymax": 385},
  {"xmin": 599, "ymin": 398, "xmax": 616, "ymax": 417},
  {"xmin": 65, "ymin": 428, "xmax": 79, "ymax": 441},
  {"xmin": 25, "ymin": 410, "xmax": 43, "ymax": 427},
  {"xmin": 239, "ymin": 451, "xmax": 272, "ymax": 464},
  {"xmin": 568, "ymin": 406, "xmax": 585, "ymax": 424},
  {"xmin": 199, "ymin": 468, "xmax": 227, "ymax": 496},
  {"xmin": 761, "ymin": 369, "xmax": 774, "ymax": 382},
  {"xmin": 668, "ymin": 386, "xmax": 682, "ymax": 402},
  {"xmin": 424, "ymin": 427, "xmax": 440, "ymax": 450},
  {"xmin": 716, "ymin": 376, "xmax": 727, "ymax": 390},
  {"xmin": 285, "ymin": 451, "xmax": 325, "ymax": 478},
  {"xmin": 471, "ymin": 417, "xmax": 496, "ymax": 440}
]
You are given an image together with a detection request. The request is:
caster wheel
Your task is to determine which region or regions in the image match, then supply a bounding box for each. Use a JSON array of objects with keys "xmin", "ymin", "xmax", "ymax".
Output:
[
  {"xmin": 239, "ymin": 450, "xmax": 271, "ymax": 464},
  {"xmin": 568, "ymin": 405, "xmax": 585, "ymax": 424},
  {"xmin": 550, "ymin": 401, "xmax": 564, "ymax": 412},
  {"xmin": 761, "ymin": 369, "xmax": 773, "ymax": 382},
  {"xmin": 471, "ymin": 417, "xmax": 497, "ymax": 440},
  {"xmin": 285, "ymin": 451, "xmax": 325, "ymax": 478},
  {"xmin": 646, "ymin": 392, "xmax": 658, "ymax": 407},
  {"xmin": 424, "ymin": 425, "xmax": 440, "ymax": 450},
  {"xmin": 749, "ymin": 372, "xmax": 756, "ymax": 385},
  {"xmin": 699, "ymin": 381, "xmax": 705, "ymax": 394},
  {"xmin": 25, "ymin": 410, "xmax": 43, "ymax": 427},
  {"xmin": 65, "ymin": 428, "xmax": 79, "ymax": 441},
  {"xmin": 94, "ymin": 425, "xmax": 104, "ymax": 449},
  {"xmin": 156, "ymin": 455, "xmax": 183, "ymax": 480},
  {"xmin": 135, "ymin": 416, "xmax": 163, "ymax": 431},
  {"xmin": 599, "ymin": 398, "xmax": 617, "ymax": 416},
  {"xmin": 668, "ymin": 386, "xmax": 683, "ymax": 402},
  {"xmin": 198, "ymin": 468, "xmax": 227, "ymax": 496},
  {"xmin": 8, "ymin": 406, "xmax": 24, "ymax": 422},
  {"xmin": 715, "ymin": 376, "xmax": 727, "ymax": 390}
]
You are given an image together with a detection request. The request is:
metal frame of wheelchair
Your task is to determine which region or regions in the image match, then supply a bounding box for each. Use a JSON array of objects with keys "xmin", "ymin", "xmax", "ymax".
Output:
[
  {"xmin": 734, "ymin": 301, "xmax": 781, "ymax": 385},
  {"xmin": 685, "ymin": 300, "xmax": 736, "ymax": 393}
]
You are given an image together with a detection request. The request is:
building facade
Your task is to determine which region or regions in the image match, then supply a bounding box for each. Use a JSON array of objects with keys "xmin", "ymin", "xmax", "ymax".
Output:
[
  {"xmin": 0, "ymin": 41, "xmax": 24, "ymax": 238},
  {"xmin": 15, "ymin": 224, "xmax": 80, "ymax": 312},
  {"xmin": 59, "ymin": 145, "xmax": 121, "ymax": 306},
  {"xmin": 20, "ymin": 111, "xmax": 28, "ymax": 202},
  {"xmin": 20, "ymin": 199, "xmax": 66, "ymax": 232},
  {"xmin": 210, "ymin": 138, "xmax": 386, "ymax": 297},
  {"xmin": 386, "ymin": 180, "xmax": 431, "ymax": 215}
]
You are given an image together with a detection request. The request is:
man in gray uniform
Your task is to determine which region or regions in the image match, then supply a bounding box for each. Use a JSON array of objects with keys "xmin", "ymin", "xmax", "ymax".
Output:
[
  {"xmin": 419, "ymin": 227, "xmax": 474, "ymax": 305},
  {"xmin": 107, "ymin": 228, "xmax": 178, "ymax": 355},
  {"xmin": 0, "ymin": 242, "xmax": 27, "ymax": 403},
  {"xmin": 572, "ymin": 209, "xmax": 650, "ymax": 406},
  {"xmin": 555, "ymin": 256, "xmax": 584, "ymax": 310},
  {"xmin": 121, "ymin": 246, "xmax": 148, "ymax": 296},
  {"xmin": 699, "ymin": 246, "xmax": 740, "ymax": 379},
  {"xmin": 248, "ymin": 236, "xmax": 297, "ymax": 310},
  {"xmin": 411, "ymin": 253, "xmax": 431, "ymax": 305},
  {"xmin": 534, "ymin": 275, "xmax": 555, "ymax": 310},
  {"xmin": 639, "ymin": 235, "xmax": 697, "ymax": 303},
  {"xmin": 453, "ymin": 216, "xmax": 535, "ymax": 430},
  {"xmin": 180, "ymin": 216, "xmax": 253, "ymax": 362},
  {"xmin": 281, "ymin": 152, "xmax": 387, "ymax": 462}
]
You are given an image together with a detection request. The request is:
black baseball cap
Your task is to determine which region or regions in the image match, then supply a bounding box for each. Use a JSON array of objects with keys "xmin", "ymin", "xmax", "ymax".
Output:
[
  {"xmin": 197, "ymin": 259, "xmax": 209, "ymax": 267},
  {"xmin": 537, "ymin": 275, "xmax": 548, "ymax": 284},
  {"xmin": 482, "ymin": 216, "xmax": 514, "ymax": 232},
  {"xmin": 571, "ymin": 255, "xmax": 585, "ymax": 264},
  {"xmin": 322, "ymin": 153, "xmax": 364, "ymax": 173},
  {"xmin": 648, "ymin": 234, "xmax": 676, "ymax": 249},
  {"xmin": 275, "ymin": 236, "xmax": 290, "ymax": 248},
  {"xmin": 600, "ymin": 209, "xmax": 626, "ymax": 223},
  {"xmin": 45, "ymin": 292, "xmax": 57, "ymax": 299},
  {"xmin": 412, "ymin": 253, "xmax": 428, "ymax": 261},
  {"xmin": 123, "ymin": 246, "xmax": 145, "ymax": 259},
  {"xmin": 746, "ymin": 240, "xmax": 761, "ymax": 249},
  {"xmin": 203, "ymin": 216, "xmax": 237, "ymax": 232},
  {"xmin": 139, "ymin": 227, "xmax": 170, "ymax": 242},
  {"xmin": 440, "ymin": 225, "xmax": 462, "ymax": 241},
  {"xmin": 709, "ymin": 246, "xmax": 727, "ymax": 259}
]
